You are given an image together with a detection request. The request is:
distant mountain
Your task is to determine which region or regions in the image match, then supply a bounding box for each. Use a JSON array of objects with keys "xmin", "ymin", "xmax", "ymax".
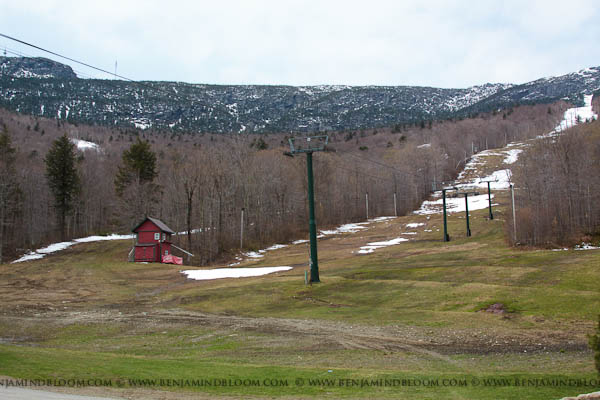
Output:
[{"xmin": 1, "ymin": 56, "xmax": 599, "ymax": 134}]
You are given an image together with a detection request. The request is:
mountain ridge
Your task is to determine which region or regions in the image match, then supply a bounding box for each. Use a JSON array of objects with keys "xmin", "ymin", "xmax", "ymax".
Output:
[{"xmin": 1, "ymin": 56, "xmax": 599, "ymax": 134}]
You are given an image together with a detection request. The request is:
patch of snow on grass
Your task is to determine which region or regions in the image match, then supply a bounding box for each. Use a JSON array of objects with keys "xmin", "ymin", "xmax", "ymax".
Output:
[
  {"xmin": 369, "ymin": 216, "xmax": 397, "ymax": 222},
  {"xmin": 320, "ymin": 222, "xmax": 368, "ymax": 236},
  {"xmin": 474, "ymin": 169, "xmax": 512, "ymax": 190},
  {"xmin": 264, "ymin": 244, "xmax": 288, "ymax": 251},
  {"xmin": 70, "ymin": 138, "xmax": 100, "ymax": 152},
  {"xmin": 455, "ymin": 168, "xmax": 512, "ymax": 191},
  {"xmin": 546, "ymin": 95, "xmax": 598, "ymax": 135},
  {"xmin": 503, "ymin": 149, "xmax": 523, "ymax": 164},
  {"xmin": 574, "ymin": 243, "xmax": 600, "ymax": 251},
  {"xmin": 243, "ymin": 251, "xmax": 265, "ymax": 259},
  {"xmin": 405, "ymin": 223, "xmax": 424, "ymax": 228},
  {"xmin": 12, "ymin": 233, "xmax": 135, "ymax": 263},
  {"xmin": 414, "ymin": 194, "xmax": 495, "ymax": 215},
  {"xmin": 182, "ymin": 266, "xmax": 292, "ymax": 280},
  {"xmin": 358, "ymin": 237, "xmax": 409, "ymax": 254},
  {"xmin": 242, "ymin": 243, "xmax": 288, "ymax": 260}
]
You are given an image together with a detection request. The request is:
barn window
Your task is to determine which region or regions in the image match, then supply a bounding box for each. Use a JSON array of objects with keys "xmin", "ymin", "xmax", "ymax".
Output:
[
  {"xmin": 162, "ymin": 233, "xmax": 166, "ymax": 241},
  {"xmin": 165, "ymin": 250, "xmax": 169, "ymax": 255},
  {"xmin": 154, "ymin": 233, "xmax": 160, "ymax": 240}
]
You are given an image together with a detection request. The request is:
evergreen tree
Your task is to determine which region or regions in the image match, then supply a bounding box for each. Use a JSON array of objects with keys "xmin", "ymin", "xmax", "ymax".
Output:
[
  {"xmin": 115, "ymin": 139, "xmax": 158, "ymax": 195},
  {"xmin": 45, "ymin": 135, "xmax": 80, "ymax": 240},
  {"xmin": 0, "ymin": 132, "xmax": 21, "ymax": 262},
  {"xmin": 114, "ymin": 139, "xmax": 159, "ymax": 223}
]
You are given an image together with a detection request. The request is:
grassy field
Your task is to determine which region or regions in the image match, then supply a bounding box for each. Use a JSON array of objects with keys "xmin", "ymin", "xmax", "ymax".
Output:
[{"xmin": 1, "ymin": 178, "xmax": 599, "ymax": 398}]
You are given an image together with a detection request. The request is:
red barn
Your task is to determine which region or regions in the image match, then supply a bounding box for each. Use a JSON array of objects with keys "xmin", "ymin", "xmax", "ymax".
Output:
[{"xmin": 131, "ymin": 217, "xmax": 176, "ymax": 263}]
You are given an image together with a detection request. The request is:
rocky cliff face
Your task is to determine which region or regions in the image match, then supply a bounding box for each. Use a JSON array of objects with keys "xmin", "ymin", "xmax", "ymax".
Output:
[
  {"xmin": 1, "ymin": 56, "xmax": 599, "ymax": 133},
  {"xmin": 0, "ymin": 57, "xmax": 77, "ymax": 79}
]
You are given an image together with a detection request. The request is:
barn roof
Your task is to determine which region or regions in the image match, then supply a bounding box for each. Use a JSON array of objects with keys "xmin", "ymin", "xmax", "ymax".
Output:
[{"xmin": 132, "ymin": 216, "xmax": 176, "ymax": 234}]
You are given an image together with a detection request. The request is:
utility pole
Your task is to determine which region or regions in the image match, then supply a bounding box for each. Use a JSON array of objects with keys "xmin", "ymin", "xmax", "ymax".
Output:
[
  {"xmin": 365, "ymin": 192, "xmax": 369, "ymax": 220},
  {"xmin": 240, "ymin": 207, "xmax": 245, "ymax": 249},
  {"xmin": 285, "ymin": 135, "xmax": 328, "ymax": 283},
  {"xmin": 393, "ymin": 175, "xmax": 398, "ymax": 217}
]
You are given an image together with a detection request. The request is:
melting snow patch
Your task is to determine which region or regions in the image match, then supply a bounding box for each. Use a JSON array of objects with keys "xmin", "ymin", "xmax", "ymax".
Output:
[
  {"xmin": 455, "ymin": 169, "xmax": 512, "ymax": 191},
  {"xmin": 543, "ymin": 95, "xmax": 598, "ymax": 136},
  {"xmin": 70, "ymin": 138, "xmax": 100, "ymax": 152},
  {"xmin": 414, "ymin": 194, "xmax": 495, "ymax": 215},
  {"xmin": 574, "ymin": 243, "xmax": 600, "ymax": 251},
  {"xmin": 242, "ymin": 244, "xmax": 288, "ymax": 260},
  {"xmin": 503, "ymin": 149, "xmax": 523, "ymax": 164},
  {"xmin": 369, "ymin": 216, "xmax": 397, "ymax": 222},
  {"xmin": 474, "ymin": 170, "xmax": 512, "ymax": 190},
  {"xmin": 320, "ymin": 222, "xmax": 368, "ymax": 236},
  {"xmin": 182, "ymin": 266, "xmax": 292, "ymax": 280},
  {"xmin": 292, "ymin": 239, "xmax": 309, "ymax": 245},
  {"xmin": 405, "ymin": 223, "xmax": 424, "ymax": 228},
  {"xmin": 243, "ymin": 251, "xmax": 265, "ymax": 259},
  {"xmin": 264, "ymin": 244, "xmax": 288, "ymax": 251},
  {"xmin": 12, "ymin": 234, "xmax": 134, "ymax": 263},
  {"xmin": 358, "ymin": 238, "xmax": 409, "ymax": 254}
]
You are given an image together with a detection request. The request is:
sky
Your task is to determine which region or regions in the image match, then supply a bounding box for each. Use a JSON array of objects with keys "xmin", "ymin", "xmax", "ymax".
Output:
[{"xmin": 0, "ymin": 0, "xmax": 599, "ymax": 88}]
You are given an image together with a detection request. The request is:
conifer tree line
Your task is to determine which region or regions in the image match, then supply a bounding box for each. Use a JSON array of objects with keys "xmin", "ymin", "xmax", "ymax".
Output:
[{"xmin": 0, "ymin": 102, "xmax": 566, "ymax": 264}]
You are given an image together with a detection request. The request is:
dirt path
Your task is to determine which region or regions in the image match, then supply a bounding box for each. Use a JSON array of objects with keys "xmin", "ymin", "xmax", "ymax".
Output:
[{"xmin": 1, "ymin": 308, "xmax": 589, "ymax": 359}]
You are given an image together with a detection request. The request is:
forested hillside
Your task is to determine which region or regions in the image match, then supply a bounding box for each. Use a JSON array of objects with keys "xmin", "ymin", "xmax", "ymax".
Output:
[
  {"xmin": 2, "ymin": 56, "xmax": 599, "ymax": 134},
  {"xmin": 511, "ymin": 118, "xmax": 600, "ymax": 246},
  {"xmin": 0, "ymin": 101, "xmax": 565, "ymax": 264}
]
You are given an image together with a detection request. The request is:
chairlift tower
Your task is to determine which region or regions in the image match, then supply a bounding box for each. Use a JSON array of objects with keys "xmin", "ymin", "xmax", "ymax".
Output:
[
  {"xmin": 441, "ymin": 185, "xmax": 458, "ymax": 242},
  {"xmin": 285, "ymin": 135, "xmax": 328, "ymax": 283},
  {"xmin": 479, "ymin": 179, "xmax": 497, "ymax": 220},
  {"xmin": 456, "ymin": 190, "xmax": 480, "ymax": 237}
]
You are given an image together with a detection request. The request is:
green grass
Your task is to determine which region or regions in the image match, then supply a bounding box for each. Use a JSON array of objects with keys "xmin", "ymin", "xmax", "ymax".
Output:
[
  {"xmin": 1, "ymin": 202, "xmax": 599, "ymax": 398},
  {"xmin": 0, "ymin": 339, "xmax": 597, "ymax": 399}
]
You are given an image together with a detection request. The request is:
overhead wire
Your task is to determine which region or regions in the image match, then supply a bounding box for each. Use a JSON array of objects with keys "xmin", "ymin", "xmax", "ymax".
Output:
[
  {"xmin": 344, "ymin": 151, "xmax": 404, "ymax": 174},
  {"xmin": 0, "ymin": 33, "xmax": 135, "ymax": 82},
  {"xmin": 0, "ymin": 32, "xmax": 205, "ymax": 118},
  {"xmin": 1, "ymin": 46, "xmax": 100, "ymax": 80},
  {"xmin": 313, "ymin": 157, "xmax": 397, "ymax": 183}
]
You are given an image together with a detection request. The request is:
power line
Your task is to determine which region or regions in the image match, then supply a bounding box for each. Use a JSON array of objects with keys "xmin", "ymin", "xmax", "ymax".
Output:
[
  {"xmin": 1, "ymin": 46, "xmax": 100, "ymax": 80},
  {"xmin": 0, "ymin": 33, "xmax": 134, "ymax": 82},
  {"xmin": 314, "ymin": 158, "xmax": 396, "ymax": 183},
  {"xmin": 345, "ymin": 151, "xmax": 404, "ymax": 174},
  {"xmin": 0, "ymin": 32, "xmax": 203, "ymax": 119}
]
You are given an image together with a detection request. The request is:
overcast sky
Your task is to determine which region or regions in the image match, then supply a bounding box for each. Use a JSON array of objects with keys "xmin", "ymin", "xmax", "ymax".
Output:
[{"xmin": 1, "ymin": 0, "xmax": 599, "ymax": 88}]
